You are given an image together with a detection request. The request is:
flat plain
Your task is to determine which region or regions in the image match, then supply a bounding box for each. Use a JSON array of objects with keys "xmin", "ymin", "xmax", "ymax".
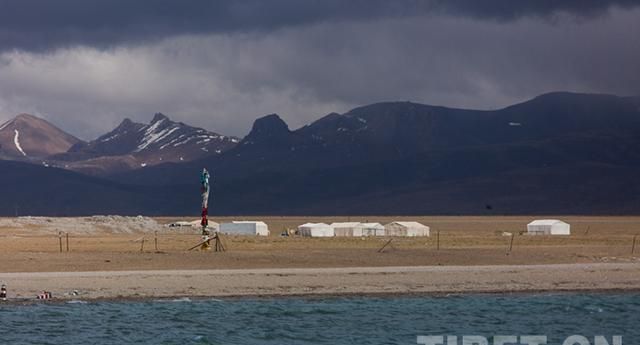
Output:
[
  {"xmin": 1, "ymin": 216, "xmax": 638, "ymax": 272},
  {"xmin": 1, "ymin": 216, "xmax": 639, "ymax": 300}
]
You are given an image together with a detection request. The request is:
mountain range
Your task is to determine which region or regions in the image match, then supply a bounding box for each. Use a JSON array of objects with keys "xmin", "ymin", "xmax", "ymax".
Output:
[
  {"xmin": 1, "ymin": 91, "xmax": 640, "ymax": 216},
  {"xmin": 0, "ymin": 112, "xmax": 238, "ymax": 175}
]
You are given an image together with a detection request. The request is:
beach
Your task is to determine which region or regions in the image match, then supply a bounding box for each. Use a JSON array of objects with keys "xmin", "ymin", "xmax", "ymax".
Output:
[{"xmin": 1, "ymin": 263, "xmax": 640, "ymax": 300}]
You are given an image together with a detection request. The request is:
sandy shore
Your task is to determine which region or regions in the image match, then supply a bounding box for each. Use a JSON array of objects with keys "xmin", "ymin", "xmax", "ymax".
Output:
[{"xmin": 2, "ymin": 263, "xmax": 639, "ymax": 301}]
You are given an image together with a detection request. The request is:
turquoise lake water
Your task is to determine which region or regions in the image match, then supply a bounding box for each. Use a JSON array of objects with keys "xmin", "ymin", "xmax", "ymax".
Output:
[{"xmin": 0, "ymin": 293, "xmax": 637, "ymax": 344}]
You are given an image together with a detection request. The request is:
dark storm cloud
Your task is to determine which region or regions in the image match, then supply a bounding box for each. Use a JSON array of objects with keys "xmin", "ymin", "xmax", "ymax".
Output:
[
  {"xmin": 0, "ymin": 0, "xmax": 639, "ymax": 52},
  {"xmin": 0, "ymin": 0, "xmax": 414, "ymax": 51},
  {"xmin": 0, "ymin": 1, "xmax": 639, "ymax": 140},
  {"xmin": 428, "ymin": 0, "xmax": 640, "ymax": 20}
]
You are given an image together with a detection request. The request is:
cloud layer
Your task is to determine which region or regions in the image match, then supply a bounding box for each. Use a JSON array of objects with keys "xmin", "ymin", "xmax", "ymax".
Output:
[
  {"xmin": 0, "ymin": 1, "xmax": 639, "ymax": 139},
  {"xmin": 1, "ymin": 0, "xmax": 638, "ymax": 52}
]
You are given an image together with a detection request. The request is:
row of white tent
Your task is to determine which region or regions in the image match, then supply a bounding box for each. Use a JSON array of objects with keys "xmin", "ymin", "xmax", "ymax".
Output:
[
  {"xmin": 169, "ymin": 219, "xmax": 568, "ymax": 237},
  {"xmin": 298, "ymin": 221, "xmax": 430, "ymax": 237},
  {"xmin": 298, "ymin": 220, "xmax": 570, "ymax": 237},
  {"xmin": 215, "ymin": 221, "xmax": 431, "ymax": 237},
  {"xmin": 168, "ymin": 220, "xmax": 429, "ymax": 237}
]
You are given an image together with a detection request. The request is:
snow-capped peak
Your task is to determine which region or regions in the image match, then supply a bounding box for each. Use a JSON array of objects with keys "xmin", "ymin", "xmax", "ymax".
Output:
[{"xmin": 135, "ymin": 119, "xmax": 180, "ymax": 152}]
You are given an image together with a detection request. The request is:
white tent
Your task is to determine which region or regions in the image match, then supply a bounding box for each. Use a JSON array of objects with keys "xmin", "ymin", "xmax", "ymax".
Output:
[
  {"xmin": 298, "ymin": 223, "xmax": 334, "ymax": 237},
  {"xmin": 527, "ymin": 219, "xmax": 570, "ymax": 235},
  {"xmin": 361, "ymin": 222, "xmax": 385, "ymax": 236},
  {"xmin": 331, "ymin": 222, "xmax": 364, "ymax": 237},
  {"xmin": 220, "ymin": 221, "xmax": 269, "ymax": 236},
  {"xmin": 384, "ymin": 221, "xmax": 430, "ymax": 237}
]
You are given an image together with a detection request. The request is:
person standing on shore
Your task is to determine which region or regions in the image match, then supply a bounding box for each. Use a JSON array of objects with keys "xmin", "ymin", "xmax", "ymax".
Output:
[{"xmin": 1, "ymin": 284, "xmax": 7, "ymax": 301}]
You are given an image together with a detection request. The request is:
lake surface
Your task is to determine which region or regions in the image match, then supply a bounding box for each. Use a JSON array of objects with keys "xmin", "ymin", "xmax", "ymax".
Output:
[{"xmin": 0, "ymin": 293, "xmax": 637, "ymax": 344}]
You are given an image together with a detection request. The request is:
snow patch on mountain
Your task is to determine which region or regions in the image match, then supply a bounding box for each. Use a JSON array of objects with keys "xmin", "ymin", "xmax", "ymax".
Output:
[
  {"xmin": 13, "ymin": 129, "xmax": 27, "ymax": 156},
  {"xmin": 136, "ymin": 120, "xmax": 181, "ymax": 152},
  {"xmin": 100, "ymin": 133, "xmax": 121, "ymax": 142},
  {"xmin": 172, "ymin": 137, "xmax": 193, "ymax": 147},
  {"xmin": 159, "ymin": 135, "xmax": 183, "ymax": 150}
]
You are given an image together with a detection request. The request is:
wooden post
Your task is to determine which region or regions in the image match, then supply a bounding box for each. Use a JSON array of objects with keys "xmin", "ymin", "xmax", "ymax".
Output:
[
  {"xmin": 378, "ymin": 239, "xmax": 393, "ymax": 253},
  {"xmin": 632, "ymin": 234, "xmax": 638, "ymax": 255},
  {"xmin": 215, "ymin": 233, "xmax": 226, "ymax": 252},
  {"xmin": 140, "ymin": 238, "xmax": 145, "ymax": 252},
  {"xmin": 66, "ymin": 233, "xmax": 69, "ymax": 252},
  {"xmin": 436, "ymin": 230, "xmax": 440, "ymax": 250},
  {"xmin": 58, "ymin": 232, "xmax": 63, "ymax": 253},
  {"xmin": 154, "ymin": 231, "xmax": 158, "ymax": 252},
  {"xmin": 508, "ymin": 233, "xmax": 515, "ymax": 254}
]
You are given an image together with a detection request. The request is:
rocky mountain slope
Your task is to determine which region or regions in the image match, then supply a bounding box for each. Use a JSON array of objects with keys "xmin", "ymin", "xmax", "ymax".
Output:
[
  {"xmin": 111, "ymin": 92, "xmax": 640, "ymax": 215},
  {"xmin": 0, "ymin": 114, "xmax": 81, "ymax": 160},
  {"xmin": 49, "ymin": 113, "xmax": 239, "ymax": 175},
  {"xmin": 2, "ymin": 92, "xmax": 640, "ymax": 215}
]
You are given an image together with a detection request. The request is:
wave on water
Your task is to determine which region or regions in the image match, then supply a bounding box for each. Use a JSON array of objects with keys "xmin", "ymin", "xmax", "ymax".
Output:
[{"xmin": 153, "ymin": 297, "xmax": 192, "ymax": 303}]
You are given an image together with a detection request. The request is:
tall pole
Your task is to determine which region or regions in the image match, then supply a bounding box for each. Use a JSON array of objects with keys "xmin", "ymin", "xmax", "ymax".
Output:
[{"xmin": 200, "ymin": 168, "xmax": 211, "ymax": 250}]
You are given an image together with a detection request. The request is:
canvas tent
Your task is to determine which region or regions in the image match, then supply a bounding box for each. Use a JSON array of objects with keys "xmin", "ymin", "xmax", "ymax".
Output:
[
  {"xmin": 298, "ymin": 223, "xmax": 334, "ymax": 237},
  {"xmin": 361, "ymin": 222, "xmax": 385, "ymax": 236},
  {"xmin": 331, "ymin": 222, "xmax": 364, "ymax": 237},
  {"xmin": 527, "ymin": 219, "xmax": 570, "ymax": 235},
  {"xmin": 384, "ymin": 221, "xmax": 430, "ymax": 237},
  {"xmin": 220, "ymin": 221, "xmax": 269, "ymax": 236}
]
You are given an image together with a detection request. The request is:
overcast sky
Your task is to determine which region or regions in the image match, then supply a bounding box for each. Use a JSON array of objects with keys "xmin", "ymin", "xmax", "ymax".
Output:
[{"xmin": 0, "ymin": 0, "xmax": 639, "ymax": 139}]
